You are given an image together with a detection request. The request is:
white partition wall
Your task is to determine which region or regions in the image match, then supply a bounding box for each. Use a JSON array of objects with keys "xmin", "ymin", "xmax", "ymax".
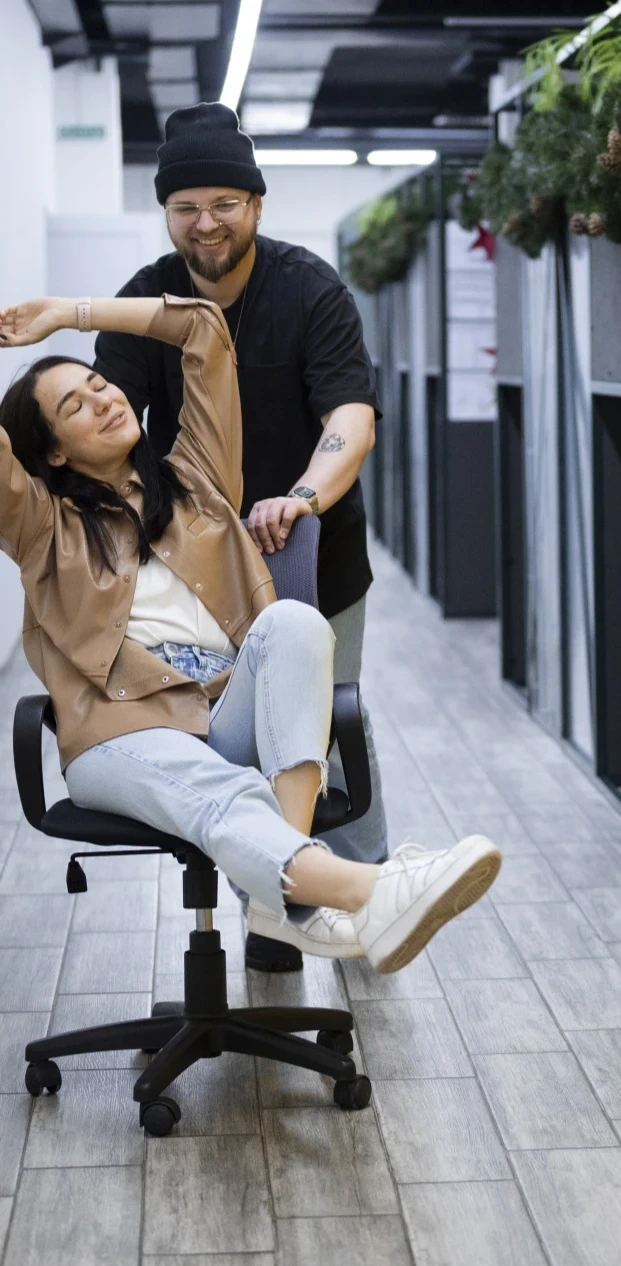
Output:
[
  {"xmin": 522, "ymin": 245, "xmax": 563, "ymax": 734},
  {"xmin": 0, "ymin": 0, "xmax": 55, "ymax": 668},
  {"xmin": 560, "ymin": 237, "xmax": 595, "ymax": 759},
  {"xmin": 54, "ymin": 59, "xmax": 123, "ymax": 215},
  {"xmin": 408, "ymin": 250, "xmax": 429, "ymax": 594},
  {"xmin": 46, "ymin": 214, "xmax": 168, "ymax": 362},
  {"xmin": 445, "ymin": 221, "xmax": 497, "ymax": 424}
]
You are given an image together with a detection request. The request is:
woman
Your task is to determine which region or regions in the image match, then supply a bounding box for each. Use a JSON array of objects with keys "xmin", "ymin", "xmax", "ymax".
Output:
[{"xmin": 0, "ymin": 293, "xmax": 501, "ymax": 973}]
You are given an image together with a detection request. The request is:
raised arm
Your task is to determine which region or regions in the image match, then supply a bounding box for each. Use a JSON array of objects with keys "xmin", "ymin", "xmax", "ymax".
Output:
[
  {"xmin": 0, "ymin": 296, "xmax": 163, "ymax": 345},
  {"xmin": 0, "ymin": 296, "xmax": 243, "ymax": 510}
]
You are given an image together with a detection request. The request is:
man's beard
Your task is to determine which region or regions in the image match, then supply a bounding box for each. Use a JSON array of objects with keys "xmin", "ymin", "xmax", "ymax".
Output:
[{"xmin": 177, "ymin": 219, "xmax": 258, "ymax": 283}]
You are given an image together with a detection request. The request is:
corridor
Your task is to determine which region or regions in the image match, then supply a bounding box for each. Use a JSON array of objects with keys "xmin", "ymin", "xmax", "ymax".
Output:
[{"xmin": 1, "ymin": 536, "xmax": 621, "ymax": 1266}]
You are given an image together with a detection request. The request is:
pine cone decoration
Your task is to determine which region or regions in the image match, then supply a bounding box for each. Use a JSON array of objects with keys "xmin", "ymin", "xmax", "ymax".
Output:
[
  {"xmin": 587, "ymin": 212, "xmax": 608, "ymax": 237},
  {"xmin": 502, "ymin": 212, "xmax": 521, "ymax": 236},
  {"xmin": 596, "ymin": 151, "xmax": 621, "ymax": 174},
  {"xmin": 608, "ymin": 128, "xmax": 621, "ymax": 161},
  {"xmin": 569, "ymin": 213, "xmax": 589, "ymax": 235}
]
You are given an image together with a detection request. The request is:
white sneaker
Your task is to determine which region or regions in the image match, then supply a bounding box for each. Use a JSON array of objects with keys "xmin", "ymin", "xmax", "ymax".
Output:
[
  {"xmin": 247, "ymin": 899, "xmax": 365, "ymax": 960},
  {"xmin": 352, "ymin": 835, "xmax": 502, "ymax": 974}
]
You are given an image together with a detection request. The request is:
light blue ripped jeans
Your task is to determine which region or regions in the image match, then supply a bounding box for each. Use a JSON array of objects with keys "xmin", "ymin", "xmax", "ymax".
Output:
[{"xmin": 65, "ymin": 601, "xmax": 334, "ymax": 921}]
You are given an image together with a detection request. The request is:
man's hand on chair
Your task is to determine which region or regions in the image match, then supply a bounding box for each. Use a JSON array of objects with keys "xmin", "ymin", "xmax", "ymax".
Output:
[{"xmin": 246, "ymin": 495, "xmax": 313, "ymax": 555}]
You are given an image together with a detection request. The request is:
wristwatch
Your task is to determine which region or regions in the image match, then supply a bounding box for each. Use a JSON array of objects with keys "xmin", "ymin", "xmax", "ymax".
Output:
[{"xmin": 289, "ymin": 486, "xmax": 320, "ymax": 515}]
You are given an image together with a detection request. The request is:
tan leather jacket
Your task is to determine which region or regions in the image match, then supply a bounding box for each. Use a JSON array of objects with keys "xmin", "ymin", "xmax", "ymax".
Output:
[{"xmin": 0, "ymin": 297, "xmax": 276, "ymax": 768}]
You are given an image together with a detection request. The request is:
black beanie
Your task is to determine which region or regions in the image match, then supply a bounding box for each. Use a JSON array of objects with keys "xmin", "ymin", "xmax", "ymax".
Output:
[{"xmin": 154, "ymin": 102, "xmax": 266, "ymax": 204}]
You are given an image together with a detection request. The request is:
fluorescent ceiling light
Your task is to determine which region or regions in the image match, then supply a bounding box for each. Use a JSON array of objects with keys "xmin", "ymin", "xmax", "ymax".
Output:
[
  {"xmin": 220, "ymin": 0, "xmax": 265, "ymax": 112},
  {"xmin": 254, "ymin": 149, "xmax": 358, "ymax": 166},
  {"xmin": 367, "ymin": 149, "xmax": 437, "ymax": 166}
]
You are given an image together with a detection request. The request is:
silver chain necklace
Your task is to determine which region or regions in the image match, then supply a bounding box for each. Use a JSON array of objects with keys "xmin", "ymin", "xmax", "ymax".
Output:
[{"xmin": 188, "ymin": 272, "xmax": 248, "ymax": 348}]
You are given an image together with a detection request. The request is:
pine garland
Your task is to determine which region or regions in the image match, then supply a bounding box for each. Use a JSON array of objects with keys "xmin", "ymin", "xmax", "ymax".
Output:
[
  {"xmin": 453, "ymin": 79, "xmax": 621, "ymax": 257},
  {"xmin": 346, "ymin": 186, "xmax": 433, "ymax": 294}
]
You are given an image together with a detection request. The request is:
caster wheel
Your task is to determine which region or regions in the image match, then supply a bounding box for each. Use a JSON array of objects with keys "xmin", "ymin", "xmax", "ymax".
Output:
[
  {"xmin": 139, "ymin": 1096, "xmax": 181, "ymax": 1137},
  {"xmin": 151, "ymin": 1001, "xmax": 184, "ymax": 1018},
  {"xmin": 317, "ymin": 1028, "xmax": 354, "ymax": 1056},
  {"xmin": 333, "ymin": 1075, "xmax": 372, "ymax": 1111},
  {"xmin": 25, "ymin": 1060, "xmax": 62, "ymax": 1098}
]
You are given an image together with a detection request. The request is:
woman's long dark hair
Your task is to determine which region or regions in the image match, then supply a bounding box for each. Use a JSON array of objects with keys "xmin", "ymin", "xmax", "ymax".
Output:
[{"xmin": 0, "ymin": 355, "xmax": 191, "ymax": 573}]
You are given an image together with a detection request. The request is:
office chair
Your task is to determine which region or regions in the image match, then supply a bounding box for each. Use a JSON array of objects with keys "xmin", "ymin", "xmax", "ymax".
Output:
[{"xmin": 13, "ymin": 516, "xmax": 373, "ymax": 1136}]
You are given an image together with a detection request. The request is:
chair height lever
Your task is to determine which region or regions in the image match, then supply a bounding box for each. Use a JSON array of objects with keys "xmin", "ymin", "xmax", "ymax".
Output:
[{"xmin": 66, "ymin": 849, "xmax": 162, "ymax": 893}]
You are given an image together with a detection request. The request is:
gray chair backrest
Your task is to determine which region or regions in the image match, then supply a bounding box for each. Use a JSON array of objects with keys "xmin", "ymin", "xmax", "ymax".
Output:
[{"xmin": 242, "ymin": 515, "xmax": 319, "ymax": 608}]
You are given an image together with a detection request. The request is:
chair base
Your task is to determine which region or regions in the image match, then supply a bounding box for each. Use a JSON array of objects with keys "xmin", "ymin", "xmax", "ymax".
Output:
[{"xmin": 24, "ymin": 926, "xmax": 371, "ymax": 1131}]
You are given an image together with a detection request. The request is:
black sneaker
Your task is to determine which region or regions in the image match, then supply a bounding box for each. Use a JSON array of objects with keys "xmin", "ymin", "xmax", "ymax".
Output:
[{"xmin": 245, "ymin": 931, "xmax": 303, "ymax": 972}]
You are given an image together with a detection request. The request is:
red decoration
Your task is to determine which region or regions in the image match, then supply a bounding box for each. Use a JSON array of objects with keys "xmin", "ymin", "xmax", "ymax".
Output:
[
  {"xmin": 469, "ymin": 224, "xmax": 496, "ymax": 261},
  {"xmin": 482, "ymin": 347, "xmax": 497, "ymax": 376}
]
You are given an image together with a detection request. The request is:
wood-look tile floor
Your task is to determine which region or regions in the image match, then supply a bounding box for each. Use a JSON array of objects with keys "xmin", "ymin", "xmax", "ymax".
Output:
[{"xmin": 2, "ymin": 537, "xmax": 621, "ymax": 1266}]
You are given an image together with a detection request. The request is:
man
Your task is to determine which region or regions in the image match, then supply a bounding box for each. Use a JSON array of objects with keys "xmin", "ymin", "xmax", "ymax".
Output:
[{"xmin": 95, "ymin": 101, "xmax": 388, "ymax": 972}]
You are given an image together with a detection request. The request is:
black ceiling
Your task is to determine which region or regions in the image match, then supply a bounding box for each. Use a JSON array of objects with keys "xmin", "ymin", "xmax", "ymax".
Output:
[{"xmin": 31, "ymin": 1, "xmax": 592, "ymax": 163}]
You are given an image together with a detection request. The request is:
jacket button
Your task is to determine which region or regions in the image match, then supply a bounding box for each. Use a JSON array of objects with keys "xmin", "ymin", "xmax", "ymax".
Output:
[
  {"xmin": 195, "ymin": 582, "xmax": 202, "ymax": 591},
  {"xmin": 114, "ymin": 620, "xmax": 122, "ymax": 628},
  {"xmin": 162, "ymin": 551, "xmax": 170, "ymax": 558},
  {"xmin": 100, "ymin": 660, "xmax": 107, "ymax": 667},
  {"xmin": 123, "ymin": 574, "xmax": 130, "ymax": 582},
  {"xmin": 224, "ymin": 619, "xmax": 229, "ymax": 625},
  {"xmin": 118, "ymin": 689, "xmax": 126, "ymax": 697},
  {"xmin": 162, "ymin": 675, "xmax": 169, "ymax": 683}
]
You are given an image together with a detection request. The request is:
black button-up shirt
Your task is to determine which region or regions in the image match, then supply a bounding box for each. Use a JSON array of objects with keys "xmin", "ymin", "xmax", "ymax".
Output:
[{"xmin": 94, "ymin": 235, "xmax": 381, "ymax": 618}]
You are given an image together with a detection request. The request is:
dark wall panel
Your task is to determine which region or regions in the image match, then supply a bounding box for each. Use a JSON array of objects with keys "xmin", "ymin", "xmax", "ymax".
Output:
[
  {"xmin": 497, "ymin": 385, "xmax": 526, "ymax": 685},
  {"xmin": 444, "ymin": 421, "xmax": 497, "ymax": 617},
  {"xmin": 594, "ymin": 393, "xmax": 621, "ymax": 784}
]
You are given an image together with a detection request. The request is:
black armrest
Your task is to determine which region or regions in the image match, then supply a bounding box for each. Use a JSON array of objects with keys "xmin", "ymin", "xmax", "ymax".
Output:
[
  {"xmin": 12, "ymin": 686, "xmax": 371, "ymax": 837},
  {"xmin": 331, "ymin": 683, "xmax": 372, "ymax": 826},
  {"xmin": 13, "ymin": 694, "xmax": 56, "ymax": 831}
]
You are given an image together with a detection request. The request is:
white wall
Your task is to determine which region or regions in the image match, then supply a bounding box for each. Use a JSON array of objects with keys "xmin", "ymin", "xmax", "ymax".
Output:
[
  {"xmin": 46, "ymin": 213, "xmax": 166, "ymax": 362},
  {"xmin": 0, "ymin": 0, "xmax": 55, "ymax": 667},
  {"xmin": 54, "ymin": 58, "xmax": 123, "ymax": 214},
  {"xmin": 124, "ymin": 162, "xmax": 418, "ymax": 269}
]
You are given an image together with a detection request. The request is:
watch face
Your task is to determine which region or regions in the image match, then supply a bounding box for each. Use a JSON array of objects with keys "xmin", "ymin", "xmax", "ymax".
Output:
[{"xmin": 293, "ymin": 486, "xmax": 315, "ymax": 499}]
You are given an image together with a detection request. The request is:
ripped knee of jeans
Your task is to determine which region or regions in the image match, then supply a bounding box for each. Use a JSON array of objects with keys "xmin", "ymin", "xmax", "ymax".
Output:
[{"xmin": 269, "ymin": 758, "xmax": 329, "ymax": 805}]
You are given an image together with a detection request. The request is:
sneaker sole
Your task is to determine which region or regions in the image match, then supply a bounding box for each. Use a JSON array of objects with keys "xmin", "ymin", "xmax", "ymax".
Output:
[
  {"xmin": 247, "ymin": 908, "xmax": 365, "ymax": 960},
  {"xmin": 373, "ymin": 838, "xmax": 502, "ymax": 975}
]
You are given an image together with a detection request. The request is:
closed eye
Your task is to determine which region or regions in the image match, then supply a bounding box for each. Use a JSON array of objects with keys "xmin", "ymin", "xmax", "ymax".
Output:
[{"xmin": 70, "ymin": 383, "xmax": 106, "ymax": 415}]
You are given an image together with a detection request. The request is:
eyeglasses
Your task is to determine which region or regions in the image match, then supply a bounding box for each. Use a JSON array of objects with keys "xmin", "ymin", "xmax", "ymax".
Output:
[{"xmin": 165, "ymin": 193, "xmax": 254, "ymax": 229}]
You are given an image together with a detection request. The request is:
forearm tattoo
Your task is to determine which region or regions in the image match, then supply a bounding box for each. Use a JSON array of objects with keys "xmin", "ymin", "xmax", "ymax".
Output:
[{"xmin": 318, "ymin": 432, "xmax": 346, "ymax": 453}]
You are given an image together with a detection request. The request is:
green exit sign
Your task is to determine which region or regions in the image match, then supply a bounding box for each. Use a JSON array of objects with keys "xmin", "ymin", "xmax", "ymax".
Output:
[{"xmin": 58, "ymin": 125, "xmax": 106, "ymax": 140}]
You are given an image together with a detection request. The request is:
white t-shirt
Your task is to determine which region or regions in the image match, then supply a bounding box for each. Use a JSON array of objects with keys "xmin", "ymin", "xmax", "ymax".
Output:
[{"xmin": 126, "ymin": 554, "xmax": 237, "ymax": 656}]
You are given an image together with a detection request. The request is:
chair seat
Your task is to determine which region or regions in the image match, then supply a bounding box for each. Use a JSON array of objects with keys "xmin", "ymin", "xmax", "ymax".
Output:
[
  {"xmin": 41, "ymin": 787, "xmax": 351, "ymax": 852},
  {"xmin": 42, "ymin": 800, "xmax": 184, "ymax": 851}
]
